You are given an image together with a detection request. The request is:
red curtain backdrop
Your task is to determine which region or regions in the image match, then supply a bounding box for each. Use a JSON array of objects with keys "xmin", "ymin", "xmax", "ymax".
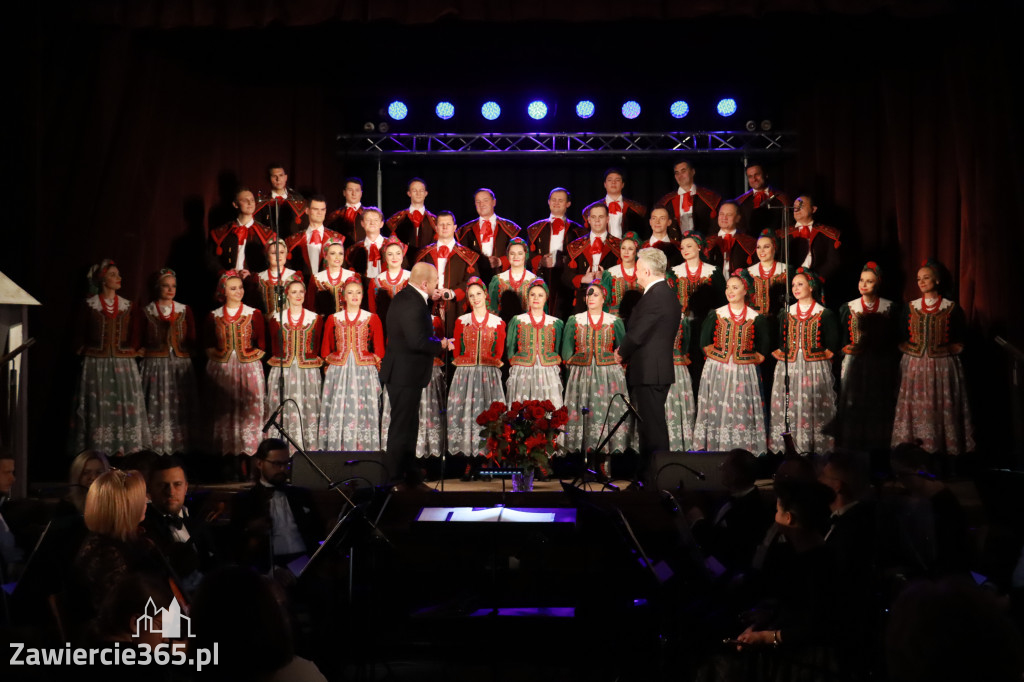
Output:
[{"xmin": 11, "ymin": 4, "xmax": 1020, "ymax": 473}]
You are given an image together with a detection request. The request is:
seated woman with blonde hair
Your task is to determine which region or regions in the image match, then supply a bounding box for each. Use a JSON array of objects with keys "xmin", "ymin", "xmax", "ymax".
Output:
[{"xmin": 59, "ymin": 450, "xmax": 112, "ymax": 516}]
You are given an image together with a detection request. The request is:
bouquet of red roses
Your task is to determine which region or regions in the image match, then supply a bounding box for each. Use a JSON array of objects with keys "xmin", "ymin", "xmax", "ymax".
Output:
[{"xmin": 476, "ymin": 399, "xmax": 569, "ymax": 474}]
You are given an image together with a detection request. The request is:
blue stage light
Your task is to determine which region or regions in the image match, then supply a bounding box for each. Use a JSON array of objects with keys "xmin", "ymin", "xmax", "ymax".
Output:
[
  {"xmin": 527, "ymin": 100, "xmax": 548, "ymax": 120},
  {"xmin": 435, "ymin": 101, "xmax": 455, "ymax": 120},
  {"xmin": 481, "ymin": 101, "xmax": 501, "ymax": 121},
  {"xmin": 716, "ymin": 98, "xmax": 737, "ymax": 117},
  {"xmin": 621, "ymin": 100, "xmax": 641, "ymax": 120},
  {"xmin": 387, "ymin": 101, "xmax": 408, "ymax": 121},
  {"xmin": 669, "ymin": 100, "xmax": 690, "ymax": 119},
  {"xmin": 576, "ymin": 100, "xmax": 595, "ymax": 119}
]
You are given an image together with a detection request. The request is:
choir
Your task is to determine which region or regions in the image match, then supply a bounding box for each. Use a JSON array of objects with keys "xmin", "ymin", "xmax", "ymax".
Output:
[{"xmin": 71, "ymin": 163, "xmax": 975, "ymax": 463}]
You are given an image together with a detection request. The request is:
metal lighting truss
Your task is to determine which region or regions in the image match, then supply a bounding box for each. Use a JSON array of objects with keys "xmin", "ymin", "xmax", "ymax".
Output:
[{"xmin": 336, "ymin": 130, "xmax": 792, "ymax": 157}]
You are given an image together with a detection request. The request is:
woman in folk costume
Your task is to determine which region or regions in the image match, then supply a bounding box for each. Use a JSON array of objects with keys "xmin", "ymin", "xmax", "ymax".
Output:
[
  {"xmin": 487, "ymin": 237, "xmax": 537, "ymax": 323},
  {"xmin": 505, "ymin": 279, "xmax": 564, "ymax": 409},
  {"xmin": 368, "ymin": 235, "xmax": 410, "ymax": 337},
  {"xmin": 768, "ymin": 268, "xmax": 839, "ymax": 455},
  {"xmin": 891, "ymin": 260, "xmax": 975, "ymax": 455},
  {"xmin": 265, "ymin": 273, "xmax": 323, "ymax": 452},
  {"xmin": 599, "ymin": 231, "xmax": 645, "ymax": 326},
  {"xmin": 561, "ymin": 281, "xmax": 632, "ymax": 461},
  {"xmin": 319, "ymin": 276, "xmax": 385, "ymax": 451},
  {"xmin": 253, "ymin": 239, "xmax": 296, "ymax": 318},
  {"xmin": 140, "ymin": 269, "xmax": 198, "ymax": 455},
  {"xmin": 381, "ymin": 312, "xmax": 447, "ymax": 459},
  {"xmin": 448, "ymin": 277, "xmax": 506, "ymax": 471},
  {"xmin": 307, "ymin": 236, "xmax": 357, "ymax": 317},
  {"xmin": 204, "ymin": 270, "xmax": 266, "ymax": 457},
  {"xmin": 692, "ymin": 269, "xmax": 770, "ymax": 454},
  {"xmin": 835, "ymin": 262, "xmax": 900, "ymax": 451},
  {"xmin": 747, "ymin": 229, "xmax": 789, "ymax": 400},
  {"xmin": 73, "ymin": 259, "xmax": 151, "ymax": 454}
]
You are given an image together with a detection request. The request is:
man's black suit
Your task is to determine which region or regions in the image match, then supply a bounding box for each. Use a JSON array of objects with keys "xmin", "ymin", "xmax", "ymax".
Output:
[
  {"xmin": 691, "ymin": 487, "xmax": 774, "ymax": 572},
  {"xmin": 617, "ymin": 278, "xmax": 681, "ymax": 482},
  {"xmin": 141, "ymin": 504, "xmax": 218, "ymax": 584},
  {"xmin": 229, "ymin": 483, "xmax": 323, "ymax": 572},
  {"xmin": 380, "ymin": 284, "xmax": 443, "ymax": 484}
]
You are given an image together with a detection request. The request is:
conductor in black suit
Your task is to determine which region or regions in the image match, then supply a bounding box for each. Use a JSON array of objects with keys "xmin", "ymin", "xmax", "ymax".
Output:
[
  {"xmin": 615, "ymin": 247, "xmax": 682, "ymax": 485},
  {"xmin": 381, "ymin": 262, "xmax": 454, "ymax": 486}
]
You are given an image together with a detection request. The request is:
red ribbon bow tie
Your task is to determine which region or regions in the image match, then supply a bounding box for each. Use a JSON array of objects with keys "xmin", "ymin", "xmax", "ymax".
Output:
[
  {"xmin": 721, "ymin": 235, "xmax": 735, "ymax": 253},
  {"xmin": 367, "ymin": 244, "xmax": 381, "ymax": 265},
  {"xmin": 479, "ymin": 220, "xmax": 493, "ymax": 242},
  {"xmin": 681, "ymin": 193, "xmax": 694, "ymax": 212},
  {"xmin": 233, "ymin": 224, "xmax": 249, "ymax": 244},
  {"xmin": 551, "ymin": 218, "xmax": 565, "ymax": 236},
  {"xmin": 274, "ymin": 196, "xmax": 286, "ymax": 205},
  {"xmin": 309, "ymin": 230, "xmax": 322, "ymax": 245},
  {"xmin": 344, "ymin": 207, "xmax": 357, "ymax": 222},
  {"xmin": 590, "ymin": 237, "xmax": 604, "ymax": 255},
  {"xmin": 608, "ymin": 202, "xmax": 622, "ymax": 215},
  {"xmin": 752, "ymin": 191, "xmax": 766, "ymax": 209},
  {"xmin": 410, "ymin": 210, "xmax": 424, "ymax": 228},
  {"xmin": 437, "ymin": 245, "xmax": 450, "ymax": 259},
  {"xmin": 797, "ymin": 226, "xmax": 812, "ymax": 240}
]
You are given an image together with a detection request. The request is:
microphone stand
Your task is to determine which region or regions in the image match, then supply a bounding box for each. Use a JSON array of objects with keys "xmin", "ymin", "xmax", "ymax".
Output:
[
  {"xmin": 436, "ymin": 317, "xmax": 451, "ymax": 492},
  {"xmin": 769, "ymin": 202, "xmax": 794, "ymax": 443},
  {"xmin": 572, "ymin": 395, "xmax": 632, "ymax": 491}
]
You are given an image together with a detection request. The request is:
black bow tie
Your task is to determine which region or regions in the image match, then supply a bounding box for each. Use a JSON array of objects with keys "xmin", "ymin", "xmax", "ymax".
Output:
[{"xmin": 164, "ymin": 515, "xmax": 184, "ymax": 530}]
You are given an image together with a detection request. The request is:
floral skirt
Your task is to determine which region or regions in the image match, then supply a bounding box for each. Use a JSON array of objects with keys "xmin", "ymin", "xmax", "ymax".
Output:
[
  {"xmin": 141, "ymin": 355, "xmax": 198, "ymax": 455},
  {"xmin": 769, "ymin": 355, "xmax": 836, "ymax": 455},
  {"xmin": 74, "ymin": 357, "xmax": 152, "ymax": 455},
  {"xmin": 266, "ymin": 365, "xmax": 323, "ymax": 452},
  {"xmin": 693, "ymin": 359, "xmax": 767, "ymax": 455},
  {"xmin": 206, "ymin": 356, "xmax": 265, "ymax": 456},
  {"xmin": 507, "ymin": 365, "xmax": 563, "ymax": 410},
  {"xmin": 892, "ymin": 354, "xmax": 975, "ymax": 455},
  {"xmin": 666, "ymin": 364, "xmax": 696, "ymax": 452},
  {"xmin": 563, "ymin": 363, "xmax": 633, "ymax": 454},
  {"xmin": 319, "ymin": 356, "xmax": 382, "ymax": 451},
  {"xmin": 382, "ymin": 366, "xmax": 446, "ymax": 458},
  {"xmin": 447, "ymin": 365, "xmax": 505, "ymax": 457}
]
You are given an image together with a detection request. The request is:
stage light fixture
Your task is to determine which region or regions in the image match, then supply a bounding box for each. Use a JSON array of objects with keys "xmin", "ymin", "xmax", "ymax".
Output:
[
  {"xmin": 387, "ymin": 101, "xmax": 408, "ymax": 121},
  {"xmin": 761, "ymin": 119, "xmax": 773, "ymax": 131},
  {"xmin": 362, "ymin": 122, "xmax": 375, "ymax": 132},
  {"xmin": 379, "ymin": 122, "xmax": 390, "ymax": 133},
  {"xmin": 745, "ymin": 120, "xmax": 757, "ymax": 132},
  {"xmin": 621, "ymin": 100, "xmax": 641, "ymax": 120},
  {"xmin": 527, "ymin": 100, "xmax": 549, "ymax": 120},
  {"xmin": 716, "ymin": 98, "xmax": 737, "ymax": 117},
  {"xmin": 576, "ymin": 100, "xmax": 595, "ymax": 119},
  {"xmin": 481, "ymin": 101, "xmax": 502, "ymax": 121},
  {"xmin": 435, "ymin": 101, "xmax": 455, "ymax": 120},
  {"xmin": 670, "ymin": 100, "xmax": 690, "ymax": 119}
]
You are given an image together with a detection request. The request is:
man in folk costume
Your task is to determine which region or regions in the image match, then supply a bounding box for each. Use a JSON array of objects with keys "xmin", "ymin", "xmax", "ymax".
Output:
[
  {"xmin": 415, "ymin": 211, "xmax": 479, "ymax": 338},
  {"xmin": 734, "ymin": 164, "xmax": 791, "ymax": 235},
  {"xmin": 386, "ymin": 177, "xmax": 438, "ymax": 260},
  {"xmin": 326, "ymin": 176, "xmax": 365, "ymax": 243},
  {"xmin": 563, "ymin": 203, "xmax": 621, "ymax": 314},
  {"xmin": 207, "ymin": 186, "xmax": 273, "ymax": 277},
  {"xmin": 345, "ymin": 206, "xmax": 388, "ymax": 281},
  {"xmin": 526, "ymin": 187, "xmax": 586, "ymax": 320},
  {"xmin": 581, "ymin": 167, "xmax": 648, "ymax": 239},
  {"xmin": 704, "ymin": 200, "xmax": 757, "ymax": 275},
  {"xmin": 655, "ymin": 158, "xmax": 722, "ymax": 239},
  {"xmin": 255, "ymin": 162, "xmax": 307, "ymax": 238},
  {"xmin": 458, "ymin": 188, "xmax": 522, "ymax": 283},
  {"xmin": 776, "ymin": 194, "xmax": 842, "ymax": 299},
  {"xmin": 284, "ymin": 194, "xmax": 345, "ymax": 283},
  {"xmin": 644, "ymin": 206, "xmax": 683, "ymax": 268}
]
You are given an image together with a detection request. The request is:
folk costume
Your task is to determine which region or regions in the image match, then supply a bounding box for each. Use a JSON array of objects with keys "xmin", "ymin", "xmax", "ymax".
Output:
[
  {"xmin": 582, "ymin": 197, "xmax": 647, "ymax": 239},
  {"xmin": 506, "ymin": 309, "xmax": 565, "ymax": 411},
  {"xmin": 346, "ymin": 233, "xmax": 387, "ymax": 281},
  {"xmin": 488, "ymin": 267, "xmax": 538, "ymax": 323},
  {"xmin": 207, "ymin": 219, "xmax": 273, "ymax": 274},
  {"xmin": 563, "ymin": 233, "xmax": 621, "ymax": 314},
  {"xmin": 382, "ymin": 316, "xmax": 446, "ymax": 458},
  {"xmin": 891, "ymin": 297, "xmax": 975, "ymax": 455},
  {"xmin": 204, "ymin": 303, "xmax": 266, "ymax": 455},
  {"xmin": 448, "ymin": 308, "xmax": 506, "ymax": 457},
  {"xmin": 561, "ymin": 308, "xmax": 632, "ymax": 455},
  {"xmin": 415, "ymin": 240, "xmax": 479, "ymax": 338},
  {"xmin": 600, "ymin": 260, "xmax": 644, "ymax": 327},
  {"xmin": 73, "ymin": 293, "xmax": 152, "ymax": 454},
  {"xmin": 307, "ymin": 250, "xmax": 358, "ymax": 317},
  {"xmin": 385, "ymin": 207, "xmax": 437, "ymax": 259},
  {"xmin": 285, "ymin": 225, "xmax": 345, "ymax": 283},
  {"xmin": 748, "ymin": 259, "xmax": 789, "ymax": 319},
  {"xmin": 140, "ymin": 296, "xmax": 199, "ymax": 455},
  {"xmin": 255, "ymin": 189, "xmax": 306, "ymax": 238},
  {"xmin": 254, "ymin": 266, "xmax": 297, "ymax": 318},
  {"xmin": 776, "ymin": 222, "xmax": 841, "ymax": 290},
  {"xmin": 326, "ymin": 202, "xmax": 363, "ymax": 244},
  {"xmin": 705, "ymin": 231, "xmax": 757, "ymax": 276},
  {"xmin": 693, "ymin": 305, "xmax": 770, "ymax": 454},
  {"xmin": 318, "ymin": 307, "xmax": 385, "ymax": 451},
  {"xmin": 266, "ymin": 307, "xmax": 324, "ymax": 452},
  {"xmin": 670, "ymin": 250, "xmax": 727, "ymax": 392},
  {"xmin": 664, "ymin": 314, "xmax": 696, "ymax": 453},
  {"xmin": 527, "ymin": 215, "xmax": 587, "ymax": 320},
  {"xmin": 458, "ymin": 215, "xmax": 522, "ymax": 283},
  {"xmin": 735, "ymin": 186, "xmax": 791, "ymax": 235},
  {"xmin": 768, "ymin": 300, "xmax": 839, "ymax": 455},
  {"xmin": 656, "ymin": 186, "xmax": 722, "ymax": 238}
]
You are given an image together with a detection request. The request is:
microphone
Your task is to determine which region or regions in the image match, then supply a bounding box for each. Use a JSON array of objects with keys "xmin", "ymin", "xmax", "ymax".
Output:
[
  {"xmin": 262, "ymin": 402, "xmax": 287, "ymax": 432},
  {"xmin": 581, "ymin": 407, "xmax": 591, "ymax": 416},
  {"xmin": 615, "ymin": 393, "xmax": 644, "ymax": 423}
]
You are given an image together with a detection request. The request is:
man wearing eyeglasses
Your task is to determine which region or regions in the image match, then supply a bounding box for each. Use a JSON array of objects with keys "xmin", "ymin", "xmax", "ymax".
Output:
[{"xmin": 230, "ymin": 438, "xmax": 324, "ymax": 572}]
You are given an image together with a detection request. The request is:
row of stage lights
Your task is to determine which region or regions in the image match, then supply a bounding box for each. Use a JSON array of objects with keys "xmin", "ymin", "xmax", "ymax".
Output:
[{"xmin": 384, "ymin": 98, "xmax": 740, "ymax": 122}]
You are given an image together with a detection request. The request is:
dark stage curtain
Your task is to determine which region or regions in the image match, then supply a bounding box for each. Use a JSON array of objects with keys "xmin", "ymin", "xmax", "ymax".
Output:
[{"xmin": 13, "ymin": 7, "xmax": 1021, "ymax": 475}]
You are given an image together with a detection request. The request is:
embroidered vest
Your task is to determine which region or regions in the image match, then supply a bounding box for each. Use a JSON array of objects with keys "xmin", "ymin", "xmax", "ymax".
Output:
[
  {"xmin": 325, "ymin": 315, "xmax": 379, "ymax": 367},
  {"xmin": 209, "ymin": 311, "xmax": 264, "ymax": 363},
  {"xmin": 606, "ymin": 269, "xmax": 642, "ymax": 314},
  {"xmin": 748, "ymin": 263, "xmax": 787, "ymax": 314},
  {"xmin": 564, "ymin": 314, "xmax": 619, "ymax": 366},
  {"xmin": 453, "ymin": 320, "xmax": 503, "ymax": 368},
  {"xmin": 508, "ymin": 318, "xmax": 561, "ymax": 367},
  {"xmin": 705, "ymin": 315, "xmax": 761, "ymax": 365},
  {"xmin": 781, "ymin": 312, "xmax": 830, "ymax": 362},
  {"xmin": 903, "ymin": 303, "xmax": 956, "ymax": 358},
  {"xmin": 81, "ymin": 301, "xmax": 138, "ymax": 359},
  {"xmin": 268, "ymin": 315, "xmax": 322, "ymax": 369},
  {"xmin": 142, "ymin": 303, "xmax": 190, "ymax": 358}
]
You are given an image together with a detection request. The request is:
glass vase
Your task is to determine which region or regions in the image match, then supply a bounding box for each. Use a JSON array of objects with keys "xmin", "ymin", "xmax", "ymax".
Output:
[{"xmin": 511, "ymin": 469, "xmax": 534, "ymax": 492}]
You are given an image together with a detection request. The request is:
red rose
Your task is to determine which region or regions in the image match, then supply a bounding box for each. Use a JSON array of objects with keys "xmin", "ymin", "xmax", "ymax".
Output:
[
  {"xmin": 490, "ymin": 401, "xmax": 506, "ymax": 413},
  {"xmin": 530, "ymin": 405, "xmax": 546, "ymax": 419},
  {"xmin": 541, "ymin": 400, "xmax": 555, "ymax": 412},
  {"xmin": 511, "ymin": 401, "xmax": 523, "ymax": 414},
  {"xmin": 476, "ymin": 412, "xmax": 490, "ymax": 425},
  {"xmin": 535, "ymin": 417, "xmax": 550, "ymax": 431}
]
